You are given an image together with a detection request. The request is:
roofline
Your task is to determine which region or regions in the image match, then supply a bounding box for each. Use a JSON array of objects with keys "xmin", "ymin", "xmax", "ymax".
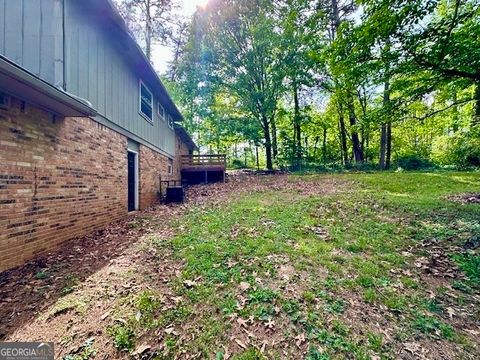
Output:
[
  {"xmin": 0, "ymin": 55, "xmax": 97, "ymax": 117},
  {"xmin": 101, "ymin": 0, "xmax": 184, "ymax": 122},
  {"xmin": 174, "ymin": 124, "xmax": 198, "ymax": 151}
]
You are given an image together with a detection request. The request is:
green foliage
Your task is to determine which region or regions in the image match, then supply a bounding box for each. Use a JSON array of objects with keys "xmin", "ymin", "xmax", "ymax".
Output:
[
  {"xmin": 452, "ymin": 252, "xmax": 480, "ymax": 286},
  {"xmin": 63, "ymin": 338, "xmax": 96, "ymax": 360},
  {"xmin": 395, "ymin": 154, "xmax": 433, "ymax": 170},
  {"xmin": 61, "ymin": 274, "xmax": 79, "ymax": 295},
  {"xmin": 232, "ymin": 348, "xmax": 265, "ymax": 360},
  {"xmin": 412, "ymin": 314, "xmax": 456, "ymax": 340},
  {"xmin": 168, "ymin": 0, "xmax": 480, "ymax": 170},
  {"xmin": 35, "ymin": 270, "xmax": 48, "ymax": 280},
  {"xmin": 449, "ymin": 130, "xmax": 480, "ymax": 168},
  {"xmin": 108, "ymin": 323, "xmax": 135, "ymax": 352},
  {"xmin": 305, "ymin": 346, "xmax": 329, "ymax": 360}
]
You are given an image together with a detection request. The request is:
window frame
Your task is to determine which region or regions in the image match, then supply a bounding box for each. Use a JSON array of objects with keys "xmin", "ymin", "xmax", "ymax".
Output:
[
  {"xmin": 139, "ymin": 80, "xmax": 153, "ymax": 123},
  {"xmin": 157, "ymin": 102, "xmax": 166, "ymax": 121},
  {"xmin": 167, "ymin": 114, "xmax": 174, "ymax": 129},
  {"xmin": 167, "ymin": 158, "xmax": 173, "ymax": 175}
]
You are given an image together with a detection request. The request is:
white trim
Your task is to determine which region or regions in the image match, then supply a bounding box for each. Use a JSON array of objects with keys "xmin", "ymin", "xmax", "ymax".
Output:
[
  {"xmin": 167, "ymin": 114, "xmax": 174, "ymax": 129},
  {"xmin": 157, "ymin": 102, "xmax": 166, "ymax": 121},
  {"xmin": 139, "ymin": 80, "xmax": 153, "ymax": 122},
  {"xmin": 128, "ymin": 150, "xmax": 140, "ymax": 211},
  {"xmin": 167, "ymin": 158, "xmax": 173, "ymax": 175}
]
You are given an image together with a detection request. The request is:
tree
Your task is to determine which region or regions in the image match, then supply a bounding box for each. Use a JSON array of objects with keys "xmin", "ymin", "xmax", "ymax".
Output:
[
  {"xmin": 277, "ymin": 0, "xmax": 322, "ymax": 164},
  {"xmin": 115, "ymin": 0, "xmax": 177, "ymax": 60},
  {"xmin": 199, "ymin": 0, "xmax": 286, "ymax": 170}
]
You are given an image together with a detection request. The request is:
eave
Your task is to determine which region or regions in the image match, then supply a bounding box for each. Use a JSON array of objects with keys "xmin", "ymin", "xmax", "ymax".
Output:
[{"xmin": 0, "ymin": 55, "xmax": 97, "ymax": 117}]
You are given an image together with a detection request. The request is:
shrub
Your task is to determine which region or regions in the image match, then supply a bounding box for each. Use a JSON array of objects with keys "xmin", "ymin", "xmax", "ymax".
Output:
[
  {"xmin": 231, "ymin": 158, "xmax": 246, "ymax": 169},
  {"xmin": 451, "ymin": 130, "xmax": 480, "ymax": 168},
  {"xmin": 432, "ymin": 129, "xmax": 480, "ymax": 168},
  {"xmin": 394, "ymin": 154, "xmax": 433, "ymax": 170}
]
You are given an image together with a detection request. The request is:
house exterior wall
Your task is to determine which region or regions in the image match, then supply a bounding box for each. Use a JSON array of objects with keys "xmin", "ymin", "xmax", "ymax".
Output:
[
  {"xmin": 0, "ymin": 0, "xmax": 64, "ymax": 87},
  {"xmin": 174, "ymin": 134, "xmax": 191, "ymax": 180},
  {"xmin": 0, "ymin": 0, "xmax": 178, "ymax": 157},
  {"xmin": 0, "ymin": 96, "xmax": 181, "ymax": 272},
  {"xmin": 64, "ymin": 0, "xmax": 176, "ymax": 156}
]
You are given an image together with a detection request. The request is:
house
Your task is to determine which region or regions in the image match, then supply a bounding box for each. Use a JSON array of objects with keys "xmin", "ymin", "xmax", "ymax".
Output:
[{"xmin": 0, "ymin": 0, "xmax": 198, "ymax": 272}]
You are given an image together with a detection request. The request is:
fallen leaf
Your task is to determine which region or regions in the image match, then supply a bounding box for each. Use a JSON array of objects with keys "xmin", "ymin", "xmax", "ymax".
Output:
[
  {"xmin": 133, "ymin": 344, "xmax": 151, "ymax": 356},
  {"xmin": 236, "ymin": 318, "xmax": 248, "ymax": 328},
  {"xmin": 183, "ymin": 280, "xmax": 197, "ymax": 288},
  {"xmin": 446, "ymin": 307, "xmax": 456, "ymax": 319},
  {"xmin": 239, "ymin": 282, "xmax": 250, "ymax": 292},
  {"xmin": 234, "ymin": 339, "xmax": 248, "ymax": 349}
]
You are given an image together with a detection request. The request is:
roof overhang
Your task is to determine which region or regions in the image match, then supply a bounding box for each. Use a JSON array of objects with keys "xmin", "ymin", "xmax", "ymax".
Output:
[
  {"xmin": 0, "ymin": 55, "xmax": 97, "ymax": 117},
  {"xmin": 175, "ymin": 125, "xmax": 198, "ymax": 151}
]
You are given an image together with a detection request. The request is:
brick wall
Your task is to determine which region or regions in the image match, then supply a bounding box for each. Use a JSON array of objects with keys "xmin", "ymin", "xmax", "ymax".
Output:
[
  {"xmin": 0, "ymin": 96, "xmax": 188, "ymax": 271},
  {"xmin": 139, "ymin": 133, "xmax": 191, "ymax": 208},
  {"xmin": 139, "ymin": 145, "xmax": 173, "ymax": 210},
  {"xmin": 174, "ymin": 134, "xmax": 191, "ymax": 180},
  {"xmin": 0, "ymin": 98, "xmax": 128, "ymax": 271}
]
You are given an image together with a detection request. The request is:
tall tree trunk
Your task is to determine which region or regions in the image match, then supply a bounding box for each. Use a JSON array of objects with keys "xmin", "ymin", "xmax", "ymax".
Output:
[
  {"xmin": 322, "ymin": 127, "xmax": 327, "ymax": 164},
  {"xmin": 365, "ymin": 132, "xmax": 369, "ymax": 163},
  {"xmin": 313, "ymin": 136, "xmax": 319, "ymax": 159},
  {"xmin": 305, "ymin": 136, "xmax": 308, "ymax": 157},
  {"xmin": 380, "ymin": 79, "xmax": 391, "ymax": 169},
  {"xmin": 386, "ymin": 122, "xmax": 392, "ymax": 169},
  {"xmin": 338, "ymin": 103, "xmax": 349, "ymax": 165},
  {"xmin": 262, "ymin": 115, "xmax": 273, "ymax": 170},
  {"xmin": 347, "ymin": 93, "xmax": 364, "ymax": 163},
  {"xmin": 293, "ymin": 83, "xmax": 301, "ymax": 160},
  {"xmin": 271, "ymin": 116, "xmax": 278, "ymax": 162},
  {"xmin": 380, "ymin": 123, "xmax": 387, "ymax": 169}
]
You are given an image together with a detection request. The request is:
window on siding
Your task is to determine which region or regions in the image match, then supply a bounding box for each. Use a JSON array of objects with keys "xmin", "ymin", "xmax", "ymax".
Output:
[
  {"xmin": 139, "ymin": 81, "xmax": 153, "ymax": 121},
  {"xmin": 158, "ymin": 103, "xmax": 165, "ymax": 121},
  {"xmin": 168, "ymin": 114, "xmax": 174, "ymax": 129}
]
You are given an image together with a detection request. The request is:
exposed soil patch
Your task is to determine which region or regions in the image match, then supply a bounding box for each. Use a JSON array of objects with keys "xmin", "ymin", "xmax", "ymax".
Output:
[{"xmin": 447, "ymin": 192, "xmax": 480, "ymax": 204}]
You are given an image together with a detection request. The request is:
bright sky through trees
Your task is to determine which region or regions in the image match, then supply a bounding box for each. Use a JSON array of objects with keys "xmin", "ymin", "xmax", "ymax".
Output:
[{"xmin": 151, "ymin": 0, "xmax": 208, "ymax": 73}]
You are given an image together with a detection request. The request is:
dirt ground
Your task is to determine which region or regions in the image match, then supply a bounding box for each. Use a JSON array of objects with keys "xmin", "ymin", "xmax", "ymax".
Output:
[{"xmin": 0, "ymin": 171, "xmax": 479, "ymax": 360}]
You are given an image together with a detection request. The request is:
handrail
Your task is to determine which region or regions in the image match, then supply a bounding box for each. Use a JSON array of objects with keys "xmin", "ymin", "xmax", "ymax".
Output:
[{"xmin": 181, "ymin": 154, "xmax": 227, "ymax": 168}]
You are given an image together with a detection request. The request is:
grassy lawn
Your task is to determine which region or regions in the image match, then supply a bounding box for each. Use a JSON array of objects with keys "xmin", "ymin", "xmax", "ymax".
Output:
[
  {"xmin": 5, "ymin": 171, "xmax": 479, "ymax": 359},
  {"xmin": 106, "ymin": 171, "xmax": 479, "ymax": 359}
]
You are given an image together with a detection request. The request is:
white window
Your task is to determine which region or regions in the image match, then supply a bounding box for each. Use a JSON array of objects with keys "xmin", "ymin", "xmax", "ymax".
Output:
[
  {"xmin": 167, "ymin": 158, "xmax": 173, "ymax": 175},
  {"xmin": 168, "ymin": 114, "xmax": 174, "ymax": 129},
  {"xmin": 158, "ymin": 102, "xmax": 165, "ymax": 121},
  {"xmin": 139, "ymin": 80, "xmax": 153, "ymax": 122}
]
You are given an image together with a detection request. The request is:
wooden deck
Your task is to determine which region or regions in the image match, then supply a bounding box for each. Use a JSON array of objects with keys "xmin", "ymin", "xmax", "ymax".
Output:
[{"xmin": 181, "ymin": 154, "xmax": 226, "ymax": 184}]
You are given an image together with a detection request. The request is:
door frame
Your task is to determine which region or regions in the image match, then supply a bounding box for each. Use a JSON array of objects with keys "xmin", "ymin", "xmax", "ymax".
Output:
[{"xmin": 127, "ymin": 150, "xmax": 139, "ymax": 211}]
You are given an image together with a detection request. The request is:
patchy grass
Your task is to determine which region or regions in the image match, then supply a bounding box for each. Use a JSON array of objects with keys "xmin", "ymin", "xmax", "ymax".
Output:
[{"xmin": 5, "ymin": 171, "xmax": 479, "ymax": 359}]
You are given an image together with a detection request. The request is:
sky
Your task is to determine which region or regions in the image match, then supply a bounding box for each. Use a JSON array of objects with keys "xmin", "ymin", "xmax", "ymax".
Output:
[{"xmin": 151, "ymin": 0, "xmax": 208, "ymax": 74}]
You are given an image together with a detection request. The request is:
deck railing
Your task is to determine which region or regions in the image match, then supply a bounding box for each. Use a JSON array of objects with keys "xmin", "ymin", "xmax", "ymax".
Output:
[{"xmin": 181, "ymin": 154, "xmax": 227, "ymax": 169}]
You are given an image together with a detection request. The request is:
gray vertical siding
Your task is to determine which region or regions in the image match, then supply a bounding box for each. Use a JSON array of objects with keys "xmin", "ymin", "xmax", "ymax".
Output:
[
  {"xmin": 64, "ymin": 0, "xmax": 176, "ymax": 156},
  {"xmin": 0, "ymin": 0, "xmax": 176, "ymax": 157},
  {"xmin": 0, "ymin": 0, "xmax": 63, "ymax": 86}
]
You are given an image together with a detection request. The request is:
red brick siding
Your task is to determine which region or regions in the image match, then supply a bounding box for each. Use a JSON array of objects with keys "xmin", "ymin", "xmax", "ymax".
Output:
[
  {"xmin": 0, "ymin": 97, "xmax": 187, "ymax": 271},
  {"xmin": 139, "ymin": 145, "xmax": 173, "ymax": 210},
  {"xmin": 0, "ymin": 99, "xmax": 128, "ymax": 271},
  {"xmin": 174, "ymin": 134, "xmax": 190, "ymax": 179}
]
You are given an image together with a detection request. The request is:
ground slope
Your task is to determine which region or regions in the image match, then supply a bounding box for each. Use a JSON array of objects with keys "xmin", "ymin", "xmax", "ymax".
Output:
[{"xmin": 0, "ymin": 171, "xmax": 479, "ymax": 359}]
